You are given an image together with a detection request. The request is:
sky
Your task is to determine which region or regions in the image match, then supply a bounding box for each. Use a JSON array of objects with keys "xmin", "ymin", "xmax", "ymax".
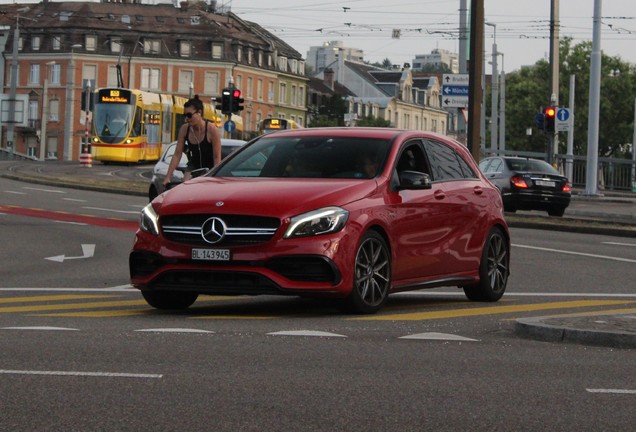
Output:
[{"xmin": 2, "ymin": 0, "xmax": 635, "ymax": 72}]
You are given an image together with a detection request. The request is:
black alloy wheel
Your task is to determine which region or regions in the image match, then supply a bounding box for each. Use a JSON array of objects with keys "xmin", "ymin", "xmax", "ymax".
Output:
[
  {"xmin": 345, "ymin": 231, "xmax": 391, "ymax": 314},
  {"xmin": 462, "ymin": 227, "xmax": 509, "ymax": 302}
]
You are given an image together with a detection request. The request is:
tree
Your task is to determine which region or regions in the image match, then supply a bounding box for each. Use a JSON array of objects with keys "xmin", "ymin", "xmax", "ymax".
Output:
[
  {"xmin": 417, "ymin": 63, "xmax": 453, "ymax": 74},
  {"xmin": 503, "ymin": 38, "xmax": 636, "ymax": 158},
  {"xmin": 355, "ymin": 116, "xmax": 391, "ymax": 127},
  {"xmin": 308, "ymin": 94, "xmax": 348, "ymax": 128}
]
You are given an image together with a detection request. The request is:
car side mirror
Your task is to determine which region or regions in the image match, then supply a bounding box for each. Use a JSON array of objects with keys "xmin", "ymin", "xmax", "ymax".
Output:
[
  {"xmin": 397, "ymin": 170, "xmax": 432, "ymax": 190},
  {"xmin": 190, "ymin": 167, "xmax": 209, "ymax": 178}
]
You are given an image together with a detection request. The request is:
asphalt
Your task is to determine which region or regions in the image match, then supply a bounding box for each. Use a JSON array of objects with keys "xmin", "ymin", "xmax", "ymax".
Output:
[{"xmin": 1, "ymin": 157, "xmax": 635, "ymax": 349}]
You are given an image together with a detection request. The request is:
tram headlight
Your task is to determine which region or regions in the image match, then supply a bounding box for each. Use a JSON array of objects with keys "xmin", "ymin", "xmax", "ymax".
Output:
[{"xmin": 139, "ymin": 204, "xmax": 160, "ymax": 236}]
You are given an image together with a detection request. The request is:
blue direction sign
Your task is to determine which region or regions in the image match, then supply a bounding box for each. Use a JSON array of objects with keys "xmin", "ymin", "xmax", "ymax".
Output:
[
  {"xmin": 442, "ymin": 74, "xmax": 469, "ymax": 107},
  {"xmin": 557, "ymin": 108, "xmax": 570, "ymax": 122},
  {"xmin": 224, "ymin": 120, "xmax": 236, "ymax": 133}
]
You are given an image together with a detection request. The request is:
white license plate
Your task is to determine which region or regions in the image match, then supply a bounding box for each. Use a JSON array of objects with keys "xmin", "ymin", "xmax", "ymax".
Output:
[
  {"xmin": 192, "ymin": 248, "xmax": 231, "ymax": 261},
  {"xmin": 535, "ymin": 180, "xmax": 555, "ymax": 187}
]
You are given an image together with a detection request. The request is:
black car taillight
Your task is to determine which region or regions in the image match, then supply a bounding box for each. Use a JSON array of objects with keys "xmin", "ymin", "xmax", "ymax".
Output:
[
  {"xmin": 511, "ymin": 175, "xmax": 529, "ymax": 189},
  {"xmin": 562, "ymin": 181, "xmax": 572, "ymax": 192}
]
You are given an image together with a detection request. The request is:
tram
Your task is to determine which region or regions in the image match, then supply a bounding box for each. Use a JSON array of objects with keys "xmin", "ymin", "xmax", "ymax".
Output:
[
  {"xmin": 257, "ymin": 118, "xmax": 303, "ymax": 135},
  {"xmin": 91, "ymin": 88, "xmax": 243, "ymax": 163}
]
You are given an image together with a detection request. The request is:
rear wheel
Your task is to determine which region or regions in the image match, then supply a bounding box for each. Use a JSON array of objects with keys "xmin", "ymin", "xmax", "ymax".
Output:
[
  {"xmin": 345, "ymin": 231, "xmax": 391, "ymax": 314},
  {"xmin": 462, "ymin": 227, "xmax": 509, "ymax": 302},
  {"xmin": 547, "ymin": 206, "xmax": 566, "ymax": 217},
  {"xmin": 141, "ymin": 291, "xmax": 198, "ymax": 310}
]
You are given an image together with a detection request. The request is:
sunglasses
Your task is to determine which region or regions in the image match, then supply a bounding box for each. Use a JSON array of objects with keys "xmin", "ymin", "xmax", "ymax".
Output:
[{"xmin": 185, "ymin": 111, "xmax": 199, "ymax": 119}]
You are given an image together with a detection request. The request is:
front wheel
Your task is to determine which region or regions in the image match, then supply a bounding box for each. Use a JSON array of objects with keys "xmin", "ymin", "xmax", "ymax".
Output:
[
  {"xmin": 141, "ymin": 291, "xmax": 198, "ymax": 310},
  {"xmin": 344, "ymin": 231, "xmax": 391, "ymax": 314},
  {"xmin": 462, "ymin": 227, "xmax": 509, "ymax": 302}
]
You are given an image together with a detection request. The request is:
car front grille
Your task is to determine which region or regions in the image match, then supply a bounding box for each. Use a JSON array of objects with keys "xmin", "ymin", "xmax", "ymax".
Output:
[{"xmin": 160, "ymin": 214, "xmax": 280, "ymax": 247}]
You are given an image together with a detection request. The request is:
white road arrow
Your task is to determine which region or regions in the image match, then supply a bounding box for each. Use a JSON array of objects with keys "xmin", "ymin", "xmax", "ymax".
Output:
[{"xmin": 46, "ymin": 244, "xmax": 96, "ymax": 262}]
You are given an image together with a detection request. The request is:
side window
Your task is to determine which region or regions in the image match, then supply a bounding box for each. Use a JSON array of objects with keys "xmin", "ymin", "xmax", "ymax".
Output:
[
  {"xmin": 487, "ymin": 158, "xmax": 503, "ymax": 173},
  {"xmin": 478, "ymin": 159, "xmax": 491, "ymax": 172},
  {"xmin": 396, "ymin": 142, "xmax": 428, "ymax": 175},
  {"xmin": 424, "ymin": 140, "xmax": 464, "ymax": 181},
  {"xmin": 457, "ymin": 153, "xmax": 478, "ymax": 179}
]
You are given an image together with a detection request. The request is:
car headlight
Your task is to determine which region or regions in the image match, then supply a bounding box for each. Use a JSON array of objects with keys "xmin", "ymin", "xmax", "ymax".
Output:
[
  {"xmin": 139, "ymin": 204, "xmax": 160, "ymax": 236},
  {"xmin": 284, "ymin": 207, "xmax": 349, "ymax": 239}
]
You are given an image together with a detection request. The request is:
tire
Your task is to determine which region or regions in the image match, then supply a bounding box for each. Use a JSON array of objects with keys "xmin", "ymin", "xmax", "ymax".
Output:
[
  {"xmin": 462, "ymin": 227, "xmax": 509, "ymax": 302},
  {"xmin": 141, "ymin": 291, "xmax": 198, "ymax": 310},
  {"xmin": 344, "ymin": 231, "xmax": 391, "ymax": 314},
  {"xmin": 148, "ymin": 186, "xmax": 158, "ymax": 202},
  {"xmin": 547, "ymin": 206, "xmax": 566, "ymax": 217}
]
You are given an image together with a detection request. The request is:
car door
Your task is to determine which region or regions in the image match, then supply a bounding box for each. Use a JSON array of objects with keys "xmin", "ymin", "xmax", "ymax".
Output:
[
  {"xmin": 422, "ymin": 139, "xmax": 490, "ymax": 274},
  {"xmin": 387, "ymin": 140, "xmax": 454, "ymax": 284}
]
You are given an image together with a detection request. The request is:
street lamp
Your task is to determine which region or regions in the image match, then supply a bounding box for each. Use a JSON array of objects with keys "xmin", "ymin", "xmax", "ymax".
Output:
[
  {"xmin": 485, "ymin": 21, "xmax": 498, "ymax": 154},
  {"xmin": 39, "ymin": 61, "xmax": 56, "ymax": 161},
  {"xmin": 62, "ymin": 43, "xmax": 82, "ymax": 160}
]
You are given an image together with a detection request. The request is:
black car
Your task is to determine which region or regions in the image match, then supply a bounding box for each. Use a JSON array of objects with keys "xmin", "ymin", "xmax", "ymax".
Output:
[{"xmin": 479, "ymin": 156, "xmax": 571, "ymax": 216}]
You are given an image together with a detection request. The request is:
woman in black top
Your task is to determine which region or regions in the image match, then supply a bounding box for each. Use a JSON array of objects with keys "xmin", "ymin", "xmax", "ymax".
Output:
[{"xmin": 163, "ymin": 95, "xmax": 221, "ymax": 187}]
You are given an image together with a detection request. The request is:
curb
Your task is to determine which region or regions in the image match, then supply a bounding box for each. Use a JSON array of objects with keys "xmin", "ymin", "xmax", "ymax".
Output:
[{"xmin": 515, "ymin": 316, "xmax": 636, "ymax": 349}]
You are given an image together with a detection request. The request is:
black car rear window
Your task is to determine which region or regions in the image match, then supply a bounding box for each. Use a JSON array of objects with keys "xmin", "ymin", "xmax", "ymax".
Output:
[{"xmin": 506, "ymin": 159, "xmax": 559, "ymax": 174}]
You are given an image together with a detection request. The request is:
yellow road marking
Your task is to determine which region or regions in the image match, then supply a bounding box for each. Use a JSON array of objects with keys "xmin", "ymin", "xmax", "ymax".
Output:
[
  {"xmin": 34, "ymin": 310, "xmax": 150, "ymax": 317},
  {"xmin": 351, "ymin": 300, "xmax": 636, "ymax": 321},
  {"xmin": 0, "ymin": 295, "xmax": 117, "ymax": 304},
  {"xmin": 0, "ymin": 299, "xmax": 148, "ymax": 313}
]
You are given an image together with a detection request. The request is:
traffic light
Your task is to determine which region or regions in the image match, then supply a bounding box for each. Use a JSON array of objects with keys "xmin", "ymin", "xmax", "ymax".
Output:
[
  {"xmin": 544, "ymin": 107, "xmax": 556, "ymax": 133},
  {"xmin": 534, "ymin": 112, "xmax": 545, "ymax": 129},
  {"xmin": 220, "ymin": 87, "xmax": 232, "ymax": 114},
  {"xmin": 232, "ymin": 89, "xmax": 244, "ymax": 113}
]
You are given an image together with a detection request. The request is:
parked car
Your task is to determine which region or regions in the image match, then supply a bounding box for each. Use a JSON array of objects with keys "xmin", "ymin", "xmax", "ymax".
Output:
[
  {"xmin": 479, "ymin": 156, "xmax": 571, "ymax": 216},
  {"xmin": 131, "ymin": 128, "xmax": 510, "ymax": 314},
  {"xmin": 148, "ymin": 139, "xmax": 246, "ymax": 200}
]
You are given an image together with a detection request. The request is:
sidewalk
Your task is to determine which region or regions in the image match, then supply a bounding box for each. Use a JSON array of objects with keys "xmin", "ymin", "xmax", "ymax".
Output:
[{"xmin": 1, "ymin": 158, "xmax": 635, "ymax": 349}]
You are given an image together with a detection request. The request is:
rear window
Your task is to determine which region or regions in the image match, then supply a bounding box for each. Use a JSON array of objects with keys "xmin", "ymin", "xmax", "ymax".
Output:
[{"xmin": 506, "ymin": 159, "xmax": 559, "ymax": 174}]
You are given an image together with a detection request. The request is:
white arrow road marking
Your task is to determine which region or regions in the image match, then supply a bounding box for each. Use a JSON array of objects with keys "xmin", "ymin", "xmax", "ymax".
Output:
[
  {"xmin": 1, "ymin": 326, "xmax": 79, "ymax": 331},
  {"xmin": 399, "ymin": 332, "xmax": 479, "ymax": 342},
  {"xmin": 0, "ymin": 370, "xmax": 162, "ymax": 379},
  {"xmin": 268, "ymin": 330, "xmax": 347, "ymax": 338},
  {"xmin": 135, "ymin": 328, "xmax": 214, "ymax": 334},
  {"xmin": 46, "ymin": 244, "xmax": 95, "ymax": 262}
]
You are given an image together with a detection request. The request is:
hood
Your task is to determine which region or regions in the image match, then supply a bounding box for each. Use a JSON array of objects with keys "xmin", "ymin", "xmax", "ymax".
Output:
[{"xmin": 156, "ymin": 177, "xmax": 379, "ymax": 217}]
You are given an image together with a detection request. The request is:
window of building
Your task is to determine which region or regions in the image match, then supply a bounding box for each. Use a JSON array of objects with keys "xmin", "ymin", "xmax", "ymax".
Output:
[
  {"xmin": 257, "ymin": 79, "xmax": 263, "ymax": 100},
  {"xmin": 278, "ymin": 57, "xmax": 287, "ymax": 71},
  {"xmin": 52, "ymin": 36, "xmax": 62, "ymax": 51},
  {"xmin": 290, "ymin": 59, "xmax": 297, "ymax": 74},
  {"xmin": 235, "ymin": 75, "xmax": 242, "ymax": 90},
  {"xmin": 204, "ymin": 71, "xmax": 219, "ymax": 95},
  {"xmin": 211, "ymin": 43, "xmax": 223, "ymax": 59},
  {"xmin": 279, "ymin": 82, "xmax": 287, "ymax": 104},
  {"xmin": 298, "ymin": 116, "xmax": 304, "ymax": 126},
  {"xmin": 141, "ymin": 68, "xmax": 160, "ymax": 90},
  {"xmin": 178, "ymin": 70, "xmax": 194, "ymax": 95},
  {"xmin": 258, "ymin": 51, "xmax": 263, "ymax": 67},
  {"xmin": 247, "ymin": 77, "xmax": 253, "ymax": 99},
  {"xmin": 85, "ymin": 35, "xmax": 97, "ymax": 51},
  {"xmin": 107, "ymin": 65, "xmax": 118, "ymax": 87},
  {"xmin": 267, "ymin": 53, "xmax": 273, "ymax": 67},
  {"xmin": 180, "ymin": 41, "xmax": 191, "ymax": 57},
  {"xmin": 28, "ymin": 100, "xmax": 39, "ymax": 128},
  {"xmin": 247, "ymin": 49, "xmax": 253, "ymax": 64},
  {"xmin": 236, "ymin": 46, "xmax": 243, "ymax": 62},
  {"xmin": 299, "ymin": 61, "xmax": 305, "ymax": 75},
  {"xmin": 143, "ymin": 39, "xmax": 161, "ymax": 55},
  {"xmin": 50, "ymin": 64, "xmax": 61, "ymax": 85},
  {"xmin": 49, "ymin": 99, "xmax": 60, "ymax": 121},
  {"xmin": 298, "ymin": 86, "xmax": 304, "ymax": 106},
  {"xmin": 32, "ymin": 36, "xmax": 41, "ymax": 51},
  {"xmin": 291, "ymin": 85, "xmax": 296, "ymax": 106},
  {"xmin": 18, "ymin": 37, "xmax": 23, "ymax": 51},
  {"xmin": 110, "ymin": 37, "xmax": 122, "ymax": 54},
  {"xmin": 268, "ymin": 81, "xmax": 274, "ymax": 101},
  {"xmin": 29, "ymin": 64, "xmax": 40, "ymax": 85}
]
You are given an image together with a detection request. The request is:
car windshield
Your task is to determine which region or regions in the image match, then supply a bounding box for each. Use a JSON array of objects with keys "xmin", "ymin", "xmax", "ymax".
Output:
[
  {"xmin": 506, "ymin": 159, "xmax": 559, "ymax": 174},
  {"xmin": 214, "ymin": 136, "xmax": 390, "ymax": 179}
]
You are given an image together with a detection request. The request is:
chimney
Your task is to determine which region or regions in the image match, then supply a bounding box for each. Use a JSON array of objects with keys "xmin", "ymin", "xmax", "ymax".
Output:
[
  {"xmin": 324, "ymin": 68, "xmax": 335, "ymax": 90},
  {"xmin": 181, "ymin": 1, "xmax": 189, "ymax": 11}
]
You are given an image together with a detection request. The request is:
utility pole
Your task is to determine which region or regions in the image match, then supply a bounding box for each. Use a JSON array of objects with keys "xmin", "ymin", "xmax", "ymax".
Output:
[
  {"xmin": 485, "ymin": 22, "xmax": 498, "ymax": 154},
  {"xmin": 498, "ymin": 53, "xmax": 506, "ymax": 154},
  {"xmin": 584, "ymin": 0, "xmax": 602, "ymax": 196},
  {"xmin": 549, "ymin": 0, "xmax": 560, "ymax": 164},
  {"xmin": 6, "ymin": 15, "xmax": 21, "ymax": 159},
  {"xmin": 467, "ymin": 0, "xmax": 484, "ymax": 162}
]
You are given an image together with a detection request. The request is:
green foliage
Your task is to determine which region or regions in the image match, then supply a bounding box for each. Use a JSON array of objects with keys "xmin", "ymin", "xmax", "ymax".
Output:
[
  {"xmin": 356, "ymin": 116, "xmax": 392, "ymax": 127},
  {"xmin": 504, "ymin": 37, "xmax": 636, "ymax": 158},
  {"xmin": 417, "ymin": 63, "xmax": 453, "ymax": 74},
  {"xmin": 308, "ymin": 93, "xmax": 348, "ymax": 127}
]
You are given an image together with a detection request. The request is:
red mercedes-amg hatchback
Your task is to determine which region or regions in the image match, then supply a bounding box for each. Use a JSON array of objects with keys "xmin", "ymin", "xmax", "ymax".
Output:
[{"xmin": 130, "ymin": 128, "xmax": 510, "ymax": 314}]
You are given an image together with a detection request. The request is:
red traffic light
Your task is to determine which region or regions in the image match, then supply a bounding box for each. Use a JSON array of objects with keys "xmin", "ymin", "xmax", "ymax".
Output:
[
  {"xmin": 545, "ymin": 107, "xmax": 556, "ymax": 118},
  {"xmin": 233, "ymin": 89, "xmax": 241, "ymax": 98}
]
